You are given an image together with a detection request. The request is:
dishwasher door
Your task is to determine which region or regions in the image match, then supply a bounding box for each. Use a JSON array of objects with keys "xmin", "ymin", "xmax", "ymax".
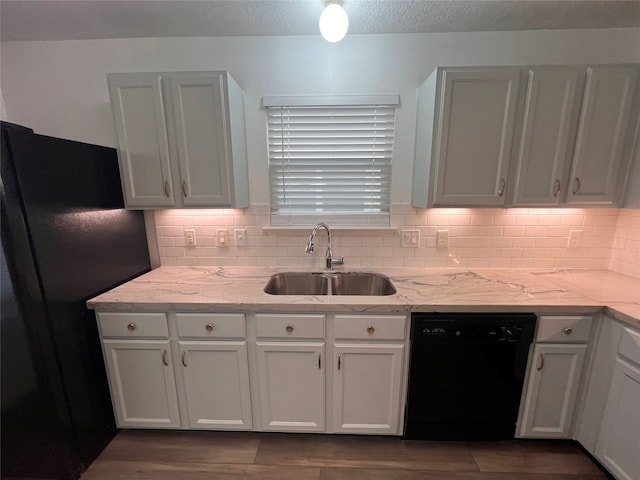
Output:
[{"xmin": 404, "ymin": 313, "xmax": 536, "ymax": 440}]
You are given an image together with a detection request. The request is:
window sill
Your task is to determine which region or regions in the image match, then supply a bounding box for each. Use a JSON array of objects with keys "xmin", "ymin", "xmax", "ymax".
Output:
[{"xmin": 262, "ymin": 226, "xmax": 399, "ymax": 236}]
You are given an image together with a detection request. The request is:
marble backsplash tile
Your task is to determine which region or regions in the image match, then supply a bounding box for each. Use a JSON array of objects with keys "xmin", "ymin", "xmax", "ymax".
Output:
[{"xmin": 153, "ymin": 206, "xmax": 638, "ymax": 277}]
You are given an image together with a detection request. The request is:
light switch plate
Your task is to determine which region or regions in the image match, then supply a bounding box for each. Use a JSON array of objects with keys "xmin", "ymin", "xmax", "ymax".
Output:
[
  {"xmin": 235, "ymin": 228, "xmax": 247, "ymax": 247},
  {"xmin": 216, "ymin": 229, "xmax": 228, "ymax": 247},
  {"xmin": 401, "ymin": 230, "xmax": 420, "ymax": 248},
  {"xmin": 184, "ymin": 228, "xmax": 197, "ymax": 247},
  {"xmin": 568, "ymin": 230, "xmax": 583, "ymax": 248}
]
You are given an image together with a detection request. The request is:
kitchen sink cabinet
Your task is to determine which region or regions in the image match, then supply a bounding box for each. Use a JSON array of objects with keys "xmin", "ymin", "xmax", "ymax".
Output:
[
  {"xmin": 595, "ymin": 327, "xmax": 640, "ymax": 480},
  {"xmin": 97, "ymin": 312, "xmax": 181, "ymax": 428},
  {"xmin": 108, "ymin": 71, "xmax": 249, "ymax": 209},
  {"xmin": 412, "ymin": 67, "xmax": 521, "ymax": 207},
  {"xmin": 412, "ymin": 64, "xmax": 639, "ymax": 208},
  {"xmin": 254, "ymin": 314, "xmax": 326, "ymax": 432},
  {"xmin": 518, "ymin": 315, "xmax": 592, "ymax": 439}
]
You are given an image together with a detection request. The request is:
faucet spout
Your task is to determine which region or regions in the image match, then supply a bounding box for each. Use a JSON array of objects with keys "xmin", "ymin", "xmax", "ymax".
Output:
[{"xmin": 304, "ymin": 223, "xmax": 344, "ymax": 270}]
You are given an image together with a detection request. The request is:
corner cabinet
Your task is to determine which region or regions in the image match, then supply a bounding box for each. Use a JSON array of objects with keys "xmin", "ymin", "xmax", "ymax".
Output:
[
  {"xmin": 412, "ymin": 67, "xmax": 521, "ymax": 207},
  {"xmin": 596, "ymin": 327, "xmax": 640, "ymax": 480},
  {"xmin": 518, "ymin": 315, "xmax": 592, "ymax": 438},
  {"xmin": 108, "ymin": 71, "xmax": 249, "ymax": 209}
]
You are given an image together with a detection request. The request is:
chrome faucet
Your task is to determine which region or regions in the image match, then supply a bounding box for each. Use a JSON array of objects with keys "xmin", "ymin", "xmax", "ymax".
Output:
[{"xmin": 304, "ymin": 223, "xmax": 344, "ymax": 270}]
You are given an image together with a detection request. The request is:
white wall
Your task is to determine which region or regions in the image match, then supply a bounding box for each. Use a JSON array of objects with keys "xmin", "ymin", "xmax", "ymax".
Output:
[{"xmin": 2, "ymin": 28, "xmax": 639, "ymax": 205}]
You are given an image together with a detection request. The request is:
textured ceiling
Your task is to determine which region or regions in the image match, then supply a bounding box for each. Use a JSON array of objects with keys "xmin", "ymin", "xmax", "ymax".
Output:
[{"xmin": 1, "ymin": 0, "xmax": 639, "ymax": 42}]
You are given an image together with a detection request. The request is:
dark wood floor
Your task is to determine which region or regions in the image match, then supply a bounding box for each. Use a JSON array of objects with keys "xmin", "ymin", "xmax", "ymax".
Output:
[{"xmin": 81, "ymin": 430, "xmax": 610, "ymax": 480}]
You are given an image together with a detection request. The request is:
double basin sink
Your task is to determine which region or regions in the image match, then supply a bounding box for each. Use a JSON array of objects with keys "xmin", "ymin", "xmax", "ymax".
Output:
[{"xmin": 264, "ymin": 271, "xmax": 396, "ymax": 296}]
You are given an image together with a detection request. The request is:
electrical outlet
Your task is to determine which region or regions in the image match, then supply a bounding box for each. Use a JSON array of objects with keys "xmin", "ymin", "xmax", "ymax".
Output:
[
  {"xmin": 437, "ymin": 229, "xmax": 449, "ymax": 248},
  {"xmin": 401, "ymin": 230, "xmax": 420, "ymax": 248},
  {"xmin": 568, "ymin": 229, "xmax": 583, "ymax": 248},
  {"xmin": 216, "ymin": 229, "xmax": 228, "ymax": 247},
  {"xmin": 184, "ymin": 228, "xmax": 197, "ymax": 247},
  {"xmin": 235, "ymin": 228, "xmax": 248, "ymax": 247}
]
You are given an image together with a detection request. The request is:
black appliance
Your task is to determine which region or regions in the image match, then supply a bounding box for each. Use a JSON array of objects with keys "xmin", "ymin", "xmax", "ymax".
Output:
[
  {"xmin": 404, "ymin": 312, "xmax": 536, "ymax": 440},
  {"xmin": 1, "ymin": 121, "xmax": 151, "ymax": 479}
]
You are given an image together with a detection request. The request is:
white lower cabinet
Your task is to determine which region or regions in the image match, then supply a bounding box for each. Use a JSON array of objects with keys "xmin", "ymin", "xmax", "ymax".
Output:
[
  {"xmin": 596, "ymin": 327, "xmax": 640, "ymax": 480},
  {"xmin": 518, "ymin": 315, "xmax": 592, "ymax": 439},
  {"xmin": 333, "ymin": 343, "xmax": 404, "ymax": 435},
  {"xmin": 179, "ymin": 341, "xmax": 252, "ymax": 430},
  {"xmin": 519, "ymin": 343, "xmax": 587, "ymax": 438},
  {"xmin": 102, "ymin": 339, "xmax": 181, "ymax": 428},
  {"xmin": 256, "ymin": 341, "xmax": 325, "ymax": 432}
]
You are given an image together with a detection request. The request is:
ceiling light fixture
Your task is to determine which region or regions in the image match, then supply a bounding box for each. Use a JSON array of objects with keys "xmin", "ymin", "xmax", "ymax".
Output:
[{"xmin": 319, "ymin": 0, "xmax": 349, "ymax": 43}]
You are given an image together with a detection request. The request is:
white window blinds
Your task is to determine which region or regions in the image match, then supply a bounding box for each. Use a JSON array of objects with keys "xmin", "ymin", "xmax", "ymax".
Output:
[{"xmin": 265, "ymin": 97, "xmax": 397, "ymax": 226}]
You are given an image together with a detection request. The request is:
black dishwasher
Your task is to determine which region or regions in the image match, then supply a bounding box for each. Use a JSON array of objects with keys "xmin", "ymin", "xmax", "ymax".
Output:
[{"xmin": 404, "ymin": 312, "xmax": 536, "ymax": 440}]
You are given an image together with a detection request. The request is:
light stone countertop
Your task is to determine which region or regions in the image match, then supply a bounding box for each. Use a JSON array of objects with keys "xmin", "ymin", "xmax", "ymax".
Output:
[{"xmin": 87, "ymin": 267, "xmax": 640, "ymax": 328}]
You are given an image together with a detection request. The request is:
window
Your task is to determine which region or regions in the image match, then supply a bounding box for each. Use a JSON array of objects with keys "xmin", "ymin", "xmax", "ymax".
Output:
[{"xmin": 264, "ymin": 95, "xmax": 398, "ymax": 226}]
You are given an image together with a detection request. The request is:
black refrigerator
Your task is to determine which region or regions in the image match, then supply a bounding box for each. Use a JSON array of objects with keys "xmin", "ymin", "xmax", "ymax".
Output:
[{"xmin": 1, "ymin": 121, "xmax": 152, "ymax": 479}]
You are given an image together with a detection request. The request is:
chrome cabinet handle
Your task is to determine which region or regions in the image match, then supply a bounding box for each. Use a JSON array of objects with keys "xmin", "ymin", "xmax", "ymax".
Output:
[
  {"xmin": 127, "ymin": 323, "xmax": 136, "ymax": 331},
  {"xmin": 536, "ymin": 353, "xmax": 544, "ymax": 371},
  {"xmin": 497, "ymin": 178, "xmax": 506, "ymax": 197},
  {"xmin": 564, "ymin": 327, "xmax": 573, "ymax": 335},
  {"xmin": 367, "ymin": 325, "xmax": 375, "ymax": 334},
  {"xmin": 286, "ymin": 324, "xmax": 294, "ymax": 333},
  {"xmin": 318, "ymin": 354, "xmax": 321, "ymax": 370},
  {"xmin": 553, "ymin": 179, "xmax": 561, "ymax": 198},
  {"xmin": 205, "ymin": 324, "xmax": 214, "ymax": 332},
  {"xmin": 182, "ymin": 180, "xmax": 188, "ymax": 197},
  {"xmin": 572, "ymin": 177, "xmax": 581, "ymax": 195},
  {"xmin": 338, "ymin": 353, "xmax": 341, "ymax": 370},
  {"xmin": 182, "ymin": 351, "xmax": 188, "ymax": 367},
  {"xmin": 162, "ymin": 350, "xmax": 168, "ymax": 366},
  {"xmin": 164, "ymin": 180, "xmax": 170, "ymax": 197}
]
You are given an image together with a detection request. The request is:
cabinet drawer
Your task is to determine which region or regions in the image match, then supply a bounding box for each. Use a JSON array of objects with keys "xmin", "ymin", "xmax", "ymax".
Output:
[
  {"xmin": 256, "ymin": 314, "xmax": 325, "ymax": 339},
  {"xmin": 618, "ymin": 327, "xmax": 640, "ymax": 366},
  {"xmin": 98, "ymin": 312, "xmax": 168, "ymax": 338},
  {"xmin": 536, "ymin": 315, "xmax": 592, "ymax": 343},
  {"xmin": 176, "ymin": 313, "xmax": 245, "ymax": 338},
  {"xmin": 335, "ymin": 315, "xmax": 407, "ymax": 340}
]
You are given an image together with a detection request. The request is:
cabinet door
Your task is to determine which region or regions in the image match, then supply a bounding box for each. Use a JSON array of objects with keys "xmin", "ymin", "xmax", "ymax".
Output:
[
  {"xmin": 596, "ymin": 358, "xmax": 640, "ymax": 480},
  {"xmin": 512, "ymin": 67, "xmax": 582, "ymax": 206},
  {"xmin": 519, "ymin": 343, "xmax": 586, "ymax": 438},
  {"xmin": 108, "ymin": 73, "xmax": 175, "ymax": 207},
  {"xmin": 256, "ymin": 342, "xmax": 325, "ymax": 432},
  {"xmin": 333, "ymin": 343, "xmax": 404, "ymax": 435},
  {"xmin": 432, "ymin": 68, "xmax": 520, "ymax": 206},
  {"xmin": 179, "ymin": 341, "xmax": 252, "ymax": 430},
  {"xmin": 567, "ymin": 66, "xmax": 638, "ymax": 205},
  {"xmin": 167, "ymin": 73, "xmax": 232, "ymax": 206},
  {"xmin": 102, "ymin": 339, "xmax": 180, "ymax": 428}
]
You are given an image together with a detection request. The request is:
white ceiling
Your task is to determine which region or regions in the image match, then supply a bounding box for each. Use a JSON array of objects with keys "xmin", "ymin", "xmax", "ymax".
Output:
[{"xmin": 1, "ymin": 0, "xmax": 639, "ymax": 42}]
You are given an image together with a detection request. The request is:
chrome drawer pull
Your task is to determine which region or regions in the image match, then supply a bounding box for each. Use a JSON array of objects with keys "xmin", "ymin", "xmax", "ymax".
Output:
[
  {"xmin": 553, "ymin": 179, "xmax": 561, "ymax": 198},
  {"xmin": 205, "ymin": 324, "xmax": 214, "ymax": 332},
  {"xmin": 338, "ymin": 353, "xmax": 341, "ymax": 370},
  {"xmin": 536, "ymin": 353, "xmax": 544, "ymax": 371},
  {"xmin": 572, "ymin": 177, "xmax": 581, "ymax": 195},
  {"xmin": 162, "ymin": 350, "xmax": 168, "ymax": 366},
  {"xmin": 164, "ymin": 180, "xmax": 170, "ymax": 197},
  {"xmin": 127, "ymin": 323, "xmax": 136, "ymax": 331},
  {"xmin": 564, "ymin": 327, "xmax": 573, "ymax": 335},
  {"xmin": 367, "ymin": 325, "xmax": 375, "ymax": 334},
  {"xmin": 286, "ymin": 324, "xmax": 294, "ymax": 333},
  {"xmin": 182, "ymin": 351, "xmax": 188, "ymax": 367}
]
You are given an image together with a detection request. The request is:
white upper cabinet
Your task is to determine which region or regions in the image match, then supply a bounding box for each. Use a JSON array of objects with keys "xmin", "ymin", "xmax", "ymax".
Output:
[
  {"xmin": 108, "ymin": 71, "xmax": 249, "ymax": 209},
  {"xmin": 412, "ymin": 67, "xmax": 521, "ymax": 207},
  {"xmin": 412, "ymin": 64, "xmax": 639, "ymax": 208},
  {"xmin": 511, "ymin": 67, "xmax": 583, "ymax": 206},
  {"xmin": 566, "ymin": 66, "xmax": 638, "ymax": 206}
]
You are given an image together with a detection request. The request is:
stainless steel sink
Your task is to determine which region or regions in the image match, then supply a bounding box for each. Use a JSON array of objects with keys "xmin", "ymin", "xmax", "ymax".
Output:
[
  {"xmin": 330, "ymin": 272, "xmax": 396, "ymax": 296},
  {"xmin": 263, "ymin": 272, "xmax": 329, "ymax": 295},
  {"xmin": 264, "ymin": 272, "xmax": 396, "ymax": 296}
]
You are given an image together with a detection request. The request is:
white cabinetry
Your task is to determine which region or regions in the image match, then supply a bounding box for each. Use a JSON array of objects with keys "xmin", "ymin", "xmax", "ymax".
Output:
[
  {"xmin": 518, "ymin": 315, "xmax": 592, "ymax": 438},
  {"xmin": 333, "ymin": 315, "xmax": 406, "ymax": 435},
  {"xmin": 412, "ymin": 67, "xmax": 521, "ymax": 207},
  {"xmin": 511, "ymin": 67, "xmax": 583, "ymax": 206},
  {"xmin": 108, "ymin": 71, "xmax": 249, "ymax": 209},
  {"xmin": 255, "ymin": 314, "xmax": 325, "ymax": 432},
  {"xmin": 97, "ymin": 312, "xmax": 180, "ymax": 428},
  {"xmin": 566, "ymin": 66, "xmax": 638, "ymax": 205},
  {"xmin": 596, "ymin": 327, "xmax": 640, "ymax": 480},
  {"xmin": 412, "ymin": 64, "xmax": 639, "ymax": 208},
  {"xmin": 176, "ymin": 313, "xmax": 252, "ymax": 430}
]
